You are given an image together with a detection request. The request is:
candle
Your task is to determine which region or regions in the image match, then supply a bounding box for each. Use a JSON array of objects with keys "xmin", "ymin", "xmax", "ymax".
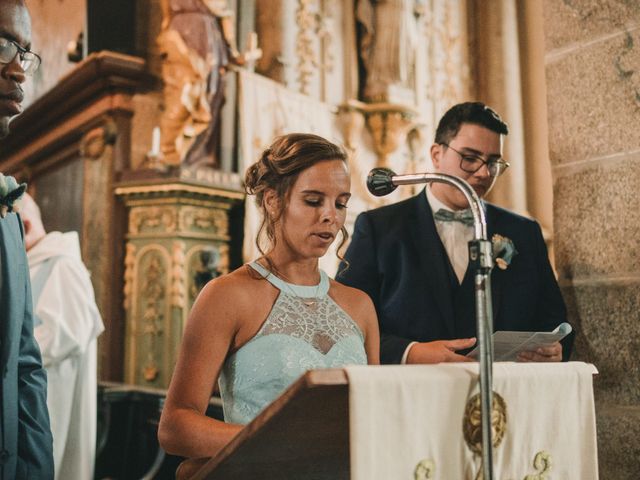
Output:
[
  {"xmin": 151, "ymin": 126, "xmax": 160, "ymax": 156},
  {"xmin": 248, "ymin": 32, "xmax": 257, "ymax": 51}
]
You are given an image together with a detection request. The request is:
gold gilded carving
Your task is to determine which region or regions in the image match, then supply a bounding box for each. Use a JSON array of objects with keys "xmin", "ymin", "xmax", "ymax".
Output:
[
  {"xmin": 362, "ymin": 103, "xmax": 418, "ymax": 168},
  {"xmin": 171, "ymin": 241, "xmax": 186, "ymax": 309},
  {"xmin": 336, "ymin": 101, "xmax": 366, "ymax": 152},
  {"xmin": 523, "ymin": 451, "xmax": 552, "ymax": 480},
  {"xmin": 295, "ymin": 0, "xmax": 316, "ymax": 95},
  {"xmin": 115, "ymin": 182, "xmax": 245, "ymax": 200},
  {"xmin": 314, "ymin": 0, "xmax": 335, "ymax": 75},
  {"xmin": 407, "ymin": 124, "xmax": 428, "ymax": 166},
  {"xmin": 406, "ymin": 124, "xmax": 430, "ymax": 194},
  {"xmin": 294, "ymin": 0, "xmax": 335, "ymax": 96},
  {"xmin": 414, "ymin": 459, "xmax": 435, "ymax": 480},
  {"xmin": 123, "ymin": 243, "xmax": 137, "ymax": 310},
  {"xmin": 129, "ymin": 206, "xmax": 178, "ymax": 234},
  {"xmin": 139, "ymin": 251, "xmax": 166, "ymax": 382},
  {"xmin": 180, "ymin": 206, "xmax": 228, "ymax": 235},
  {"xmin": 419, "ymin": 2, "xmax": 471, "ymax": 121},
  {"xmin": 335, "ymin": 100, "xmax": 383, "ymax": 209}
]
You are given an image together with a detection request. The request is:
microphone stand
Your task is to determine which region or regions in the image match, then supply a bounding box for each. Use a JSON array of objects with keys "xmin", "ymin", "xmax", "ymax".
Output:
[{"xmin": 368, "ymin": 168, "xmax": 495, "ymax": 480}]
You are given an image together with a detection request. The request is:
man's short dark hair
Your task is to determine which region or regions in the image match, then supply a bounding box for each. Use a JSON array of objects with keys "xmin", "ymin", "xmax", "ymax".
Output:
[{"xmin": 434, "ymin": 102, "xmax": 509, "ymax": 145}]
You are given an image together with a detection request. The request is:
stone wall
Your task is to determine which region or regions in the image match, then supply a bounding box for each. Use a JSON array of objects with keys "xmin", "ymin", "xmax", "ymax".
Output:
[{"xmin": 543, "ymin": 1, "xmax": 640, "ymax": 477}]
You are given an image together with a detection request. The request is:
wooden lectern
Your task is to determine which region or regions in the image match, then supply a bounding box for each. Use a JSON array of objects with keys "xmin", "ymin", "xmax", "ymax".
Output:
[
  {"xmin": 179, "ymin": 369, "xmax": 350, "ymax": 480},
  {"xmin": 177, "ymin": 363, "xmax": 599, "ymax": 480}
]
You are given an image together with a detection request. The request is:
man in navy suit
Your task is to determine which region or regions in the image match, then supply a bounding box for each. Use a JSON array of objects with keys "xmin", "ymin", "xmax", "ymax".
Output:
[
  {"xmin": 339, "ymin": 102, "xmax": 572, "ymax": 364},
  {"xmin": 0, "ymin": 1, "xmax": 54, "ymax": 478}
]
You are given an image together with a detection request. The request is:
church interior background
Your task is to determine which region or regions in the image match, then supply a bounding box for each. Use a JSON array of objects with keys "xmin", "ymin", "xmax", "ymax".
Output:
[{"xmin": 0, "ymin": 0, "xmax": 638, "ymax": 477}]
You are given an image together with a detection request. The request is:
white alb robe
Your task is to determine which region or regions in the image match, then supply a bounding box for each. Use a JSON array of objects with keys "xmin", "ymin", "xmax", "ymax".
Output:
[{"xmin": 28, "ymin": 231, "xmax": 104, "ymax": 480}]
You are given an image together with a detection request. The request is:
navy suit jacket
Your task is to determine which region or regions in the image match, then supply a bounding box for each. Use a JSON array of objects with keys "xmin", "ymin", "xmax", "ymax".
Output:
[
  {"xmin": 0, "ymin": 213, "xmax": 53, "ymax": 479},
  {"xmin": 338, "ymin": 190, "xmax": 573, "ymax": 364}
]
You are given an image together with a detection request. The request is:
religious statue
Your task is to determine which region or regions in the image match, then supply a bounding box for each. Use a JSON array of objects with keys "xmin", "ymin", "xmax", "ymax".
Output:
[
  {"xmin": 158, "ymin": 0, "xmax": 243, "ymax": 168},
  {"xmin": 355, "ymin": 0, "xmax": 425, "ymax": 103}
]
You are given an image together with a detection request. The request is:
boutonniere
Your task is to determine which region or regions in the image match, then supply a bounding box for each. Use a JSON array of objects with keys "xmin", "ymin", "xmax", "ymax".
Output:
[
  {"xmin": 0, "ymin": 173, "xmax": 27, "ymax": 218},
  {"xmin": 492, "ymin": 234, "xmax": 518, "ymax": 270}
]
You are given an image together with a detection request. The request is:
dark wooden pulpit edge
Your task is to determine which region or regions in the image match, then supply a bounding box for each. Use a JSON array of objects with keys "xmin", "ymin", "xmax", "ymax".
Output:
[{"xmin": 189, "ymin": 368, "xmax": 349, "ymax": 480}]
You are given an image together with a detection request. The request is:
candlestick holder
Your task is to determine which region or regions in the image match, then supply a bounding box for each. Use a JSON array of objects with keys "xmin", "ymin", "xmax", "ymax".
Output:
[{"xmin": 141, "ymin": 151, "xmax": 168, "ymax": 172}]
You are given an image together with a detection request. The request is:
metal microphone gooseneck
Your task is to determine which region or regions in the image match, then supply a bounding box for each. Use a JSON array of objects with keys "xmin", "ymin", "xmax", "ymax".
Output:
[{"xmin": 367, "ymin": 167, "xmax": 496, "ymax": 480}]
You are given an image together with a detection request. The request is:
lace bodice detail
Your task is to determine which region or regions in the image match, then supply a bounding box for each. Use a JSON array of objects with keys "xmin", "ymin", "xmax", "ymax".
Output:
[{"xmin": 218, "ymin": 262, "xmax": 367, "ymax": 424}]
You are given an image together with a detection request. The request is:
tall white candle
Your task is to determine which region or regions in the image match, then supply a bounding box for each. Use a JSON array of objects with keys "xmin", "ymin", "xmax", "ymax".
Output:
[
  {"xmin": 248, "ymin": 32, "xmax": 258, "ymax": 51},
  {"xmin": 151, "ymin": 126, "xmax": 160, "ymax": 156}
]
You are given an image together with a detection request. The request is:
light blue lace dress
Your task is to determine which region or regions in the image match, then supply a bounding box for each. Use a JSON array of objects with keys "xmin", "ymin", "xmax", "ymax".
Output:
[{"xmin": 218, "ymin": 261, "xmax": 367, "ymax": 424}]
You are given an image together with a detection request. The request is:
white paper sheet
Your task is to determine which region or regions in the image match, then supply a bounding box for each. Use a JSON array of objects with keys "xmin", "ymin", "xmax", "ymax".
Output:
[{"xmin": 467, "ymin": 322, "xmax": 572, "ymax": 361}]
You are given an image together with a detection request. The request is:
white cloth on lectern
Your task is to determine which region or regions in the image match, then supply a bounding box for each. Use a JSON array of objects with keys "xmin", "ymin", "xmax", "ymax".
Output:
[
  {"xmin": 28, "ymin": 231, "xmax": 104, "ymax": 480},
  {"xmin": 346, "ymin": 362, "xmax": 598, "ymax": 480}
]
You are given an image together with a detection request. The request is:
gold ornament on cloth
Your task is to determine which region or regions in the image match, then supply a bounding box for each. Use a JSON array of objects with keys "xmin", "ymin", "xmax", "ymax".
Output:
[
  {"xmin": 523, "ymin": 451, "xmax": 552, "ymax": 480},
  {"xmin": 463, "ymin": 390, "xmax": 508, "ymax": 480},
  {"xmin": 463, "ymin": 391, "xmax": 508, "ymax": 455},
  {"xmin": 413, "ymin": 459, "xmax": 435, "ymax": 480}
]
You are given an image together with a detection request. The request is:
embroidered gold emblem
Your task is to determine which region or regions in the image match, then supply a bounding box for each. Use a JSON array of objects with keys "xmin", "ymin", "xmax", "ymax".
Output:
[
  {"xmin": 462, "ymin": 391, "xmax": 508, "ymax": 455},
  {"xmin": 413, "ymin": 393, "xmax": 553, "ymax": 479},
  {"xmin": 414, "ymin": 459, "xmax": 435, "ymax": 480},
  {"xmin": 462, "ymin": 391, "xmax": 508, "ymax": 479}
]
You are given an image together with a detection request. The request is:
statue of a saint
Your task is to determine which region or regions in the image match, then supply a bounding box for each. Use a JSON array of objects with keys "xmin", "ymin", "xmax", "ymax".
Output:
[
  {"xmin": 158, "ymin": 0, "xmax": 242, "ymax": 168},
  {"xmin": 356, "ymin": 0, "xmax": 425, "ymax": 103}
]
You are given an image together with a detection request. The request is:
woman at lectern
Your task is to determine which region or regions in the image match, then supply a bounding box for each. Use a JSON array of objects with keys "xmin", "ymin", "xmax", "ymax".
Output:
[{"xmin": 158, "ymin": 133, "xmax": 379, "ymax": 458}]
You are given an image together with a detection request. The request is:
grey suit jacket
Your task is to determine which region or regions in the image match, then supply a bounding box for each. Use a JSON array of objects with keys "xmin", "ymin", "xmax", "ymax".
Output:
[{"xmin": 0, "ymin": 213, "xmax": 53, "ymax": 479}]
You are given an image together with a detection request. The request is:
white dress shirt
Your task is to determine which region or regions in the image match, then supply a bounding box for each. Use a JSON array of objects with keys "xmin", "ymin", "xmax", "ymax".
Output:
[{"xmin": 425, "ymin": 186, "xmax": 474, "ymax": 283}]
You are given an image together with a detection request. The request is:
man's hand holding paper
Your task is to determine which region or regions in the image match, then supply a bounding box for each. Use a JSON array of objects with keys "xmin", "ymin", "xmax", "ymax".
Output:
[
  {"xmin": 467, "ymin": 322, "xmax": 572, "ymax": 362},
  {"xmin": 517, "ymin": 341, "xmax": 563, "ymax": 362}
]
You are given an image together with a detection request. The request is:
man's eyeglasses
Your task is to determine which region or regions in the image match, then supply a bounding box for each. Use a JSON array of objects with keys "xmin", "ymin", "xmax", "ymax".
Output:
[
  {"xmin": 0, "ymin": 37, "xmax": 41, "ymax": 76},
  {"xmin": 441, "ymin": 143, "xmax": 510, "ymax": 177}
]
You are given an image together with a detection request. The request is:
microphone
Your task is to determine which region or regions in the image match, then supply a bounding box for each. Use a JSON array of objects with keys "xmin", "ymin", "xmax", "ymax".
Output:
[
  {"xmin": 365, "ymin": 168, "xmax": 488, "ymax": 240},
  {"xmin": 365, "ymin": 165, "xmax": 495, "ymax": 476},
  {"xmin": 366, "ymin": 168, "xmax": 397, "ymax": 196}
]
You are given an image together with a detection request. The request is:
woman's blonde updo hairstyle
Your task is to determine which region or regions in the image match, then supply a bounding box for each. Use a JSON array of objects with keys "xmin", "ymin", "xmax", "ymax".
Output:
[{"xmin": 245, "ymin": 133, "xmax": 349, "ymax": 259}]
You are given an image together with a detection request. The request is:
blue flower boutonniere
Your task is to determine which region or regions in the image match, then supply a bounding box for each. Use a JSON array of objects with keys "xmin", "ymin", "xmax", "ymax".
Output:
[
  {"xmin": 0, "ymin": 173, "xmax": 27, "ymax": 218},
  {"xmin": 492, "ymin": 234, "xmax": 517, "ymax": 270}
]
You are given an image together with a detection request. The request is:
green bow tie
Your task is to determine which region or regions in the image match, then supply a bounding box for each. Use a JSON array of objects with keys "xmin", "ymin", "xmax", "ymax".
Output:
[{"xmin": 433, "ymin": 208, "xmax": 474, "ymax": 226}]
